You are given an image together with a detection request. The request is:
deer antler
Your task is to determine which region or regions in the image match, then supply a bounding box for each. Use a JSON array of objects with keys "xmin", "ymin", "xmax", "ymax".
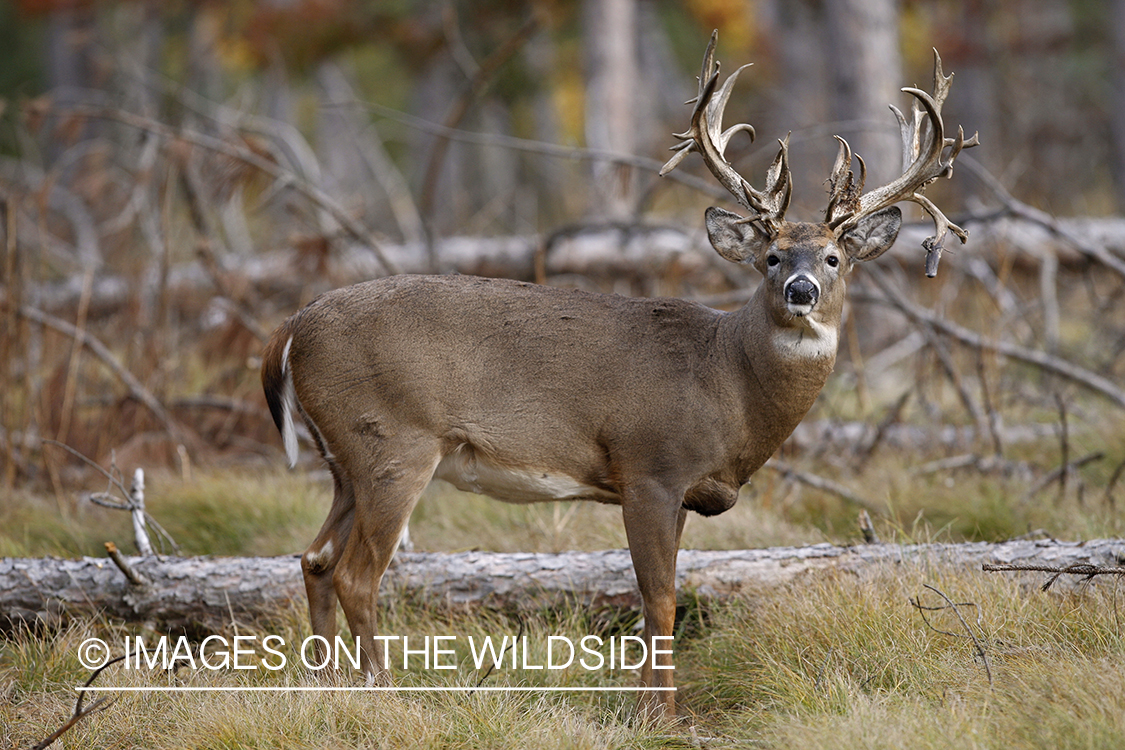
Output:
[
  {"xmin": 660, "ymin": 30, "xmax": 792, "ymax": 235},
  {"xmin": 826, "ymin": 49, "xmax": 980, "ymax": 276}
]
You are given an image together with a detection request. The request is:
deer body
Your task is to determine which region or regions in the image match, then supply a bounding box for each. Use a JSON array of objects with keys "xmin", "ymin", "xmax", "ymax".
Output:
[
  {"xmin": 272, "ymin": 267, "xmax": 836, "ymax": 513},
  {"xmin": 262, "ymin": 32, "xmax": 975, "ymax": 719}
]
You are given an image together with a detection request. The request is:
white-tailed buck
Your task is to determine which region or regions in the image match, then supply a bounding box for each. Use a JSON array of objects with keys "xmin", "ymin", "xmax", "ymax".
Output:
[{"xmin": 262, "ymin": 31, "xmax": 976, "ymax": 717}]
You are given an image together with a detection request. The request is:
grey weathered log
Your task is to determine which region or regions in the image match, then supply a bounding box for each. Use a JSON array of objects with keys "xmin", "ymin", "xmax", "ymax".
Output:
[
  {"xmin": 24, "ymin": 215, "xmax": 1125, "ymax": 317},
  {"xmin": 3, "ymin": 539, "xmax": 1123, "ymax": 632}
]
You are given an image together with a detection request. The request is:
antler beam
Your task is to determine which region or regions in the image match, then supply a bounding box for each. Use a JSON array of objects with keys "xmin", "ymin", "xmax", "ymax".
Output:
[
  {"xmin": 827, "ymin": 49, "xmax": 980, "ymax": 276},
  {"xmin": 660, "ymin": 31, "xmax": 792, "ymax": 235}
]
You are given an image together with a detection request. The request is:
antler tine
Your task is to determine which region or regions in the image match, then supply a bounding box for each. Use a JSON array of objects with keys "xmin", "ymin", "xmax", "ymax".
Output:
[
  {"xmin": 661, "ymin": 30, "xmax": 791, "ymax": 234},
  {"xmin": 827, "ymin": 49, "xmax": 979, "ymax": 276}
]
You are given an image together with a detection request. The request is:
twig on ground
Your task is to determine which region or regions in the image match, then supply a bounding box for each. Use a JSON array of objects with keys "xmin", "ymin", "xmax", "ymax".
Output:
[
  {"xmin": 472, "ymin": 616, "xmax": 525, "ymax": 690},
  {"xmin": 982, "ymin": 561, "xmax": 1125, "ymax": 592},
  {"xmin": 32, "ymin": 654, "xmax": 125, "ymax": 750},
  {"xmin": 857, "ymin": 510, "xmax": 880, "ymax": 544},
  {"xmin": 105, "ymin": 541, "xmax": 148, "ymax": 586},
  {"xmin": 910, "ymin": 584, "xmax": 992, "ymax": 686}
]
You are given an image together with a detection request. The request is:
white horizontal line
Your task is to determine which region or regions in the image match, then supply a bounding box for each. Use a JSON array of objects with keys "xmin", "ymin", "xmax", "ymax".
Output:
[{"xmin": 75, "ymin": 686, "xmax": 676, "ymax": 693}]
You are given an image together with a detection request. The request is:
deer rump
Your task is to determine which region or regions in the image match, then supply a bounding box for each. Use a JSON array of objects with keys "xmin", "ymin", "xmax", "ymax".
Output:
[{"xmin": 262, "ymin": 274, "xmax": 755, "ymax": 519}]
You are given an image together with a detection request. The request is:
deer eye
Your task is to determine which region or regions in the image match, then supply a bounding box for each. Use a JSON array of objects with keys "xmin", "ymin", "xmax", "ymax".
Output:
[
  {"xmin": 826, "ymin": 255, "xmax": 840, "ymax": 268},
  {"xmin": 767, "ymin": 254, "xmax": 780, "ymax": 268}
]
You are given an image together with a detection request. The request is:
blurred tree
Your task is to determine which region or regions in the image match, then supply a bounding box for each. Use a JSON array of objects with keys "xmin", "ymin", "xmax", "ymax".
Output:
[
  {"xmin": 1112, "ymin": 0, "xmax": 1125, "ymax": 211},
  {"xmin": 582, "ymin": 0, "xmax": 638, "ymax": 219},
  {"xmin": 824, "ymin": 0, "xmax": 903, "ymax": 186}
]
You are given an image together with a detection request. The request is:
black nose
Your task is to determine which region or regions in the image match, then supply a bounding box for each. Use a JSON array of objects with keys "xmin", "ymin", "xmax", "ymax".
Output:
[{"xmin": 785, "ymin": 277, "xmax": 819, "ymax": 306}]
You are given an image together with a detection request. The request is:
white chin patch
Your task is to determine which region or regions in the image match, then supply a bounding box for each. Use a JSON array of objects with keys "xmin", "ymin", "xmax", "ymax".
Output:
[{"xmin": 787, "ymin": 302, "xmax": 815, "ymax": 317}]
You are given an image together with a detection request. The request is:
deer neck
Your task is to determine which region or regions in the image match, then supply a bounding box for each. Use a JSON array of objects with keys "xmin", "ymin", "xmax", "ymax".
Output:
[{"xmin": 722, "ymin": 283, "xmax": 843, "ymax": 464}]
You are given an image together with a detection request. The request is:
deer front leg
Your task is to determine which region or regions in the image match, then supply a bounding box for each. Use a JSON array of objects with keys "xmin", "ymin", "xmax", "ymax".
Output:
[{"xmin": 621, "ymin": 484, "xmax": 688, "ymax": 721}]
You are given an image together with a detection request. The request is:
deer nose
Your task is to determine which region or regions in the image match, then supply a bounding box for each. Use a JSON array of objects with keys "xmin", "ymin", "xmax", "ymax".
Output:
[{"xmin": 785, "ymin": 276, "xmax": 819, "ymax": 307}]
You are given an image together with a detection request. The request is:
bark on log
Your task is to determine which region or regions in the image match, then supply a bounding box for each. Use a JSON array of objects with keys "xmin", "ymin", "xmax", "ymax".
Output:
[{"xmin": 3, "ymin": 539, "xmax": 1123, "ymax": 633}]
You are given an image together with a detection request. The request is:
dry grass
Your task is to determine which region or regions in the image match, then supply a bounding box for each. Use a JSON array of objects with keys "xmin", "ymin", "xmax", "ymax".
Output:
[{"xmin": 3, "ymin": 560, "xmax": 1124, "ymax": 748}]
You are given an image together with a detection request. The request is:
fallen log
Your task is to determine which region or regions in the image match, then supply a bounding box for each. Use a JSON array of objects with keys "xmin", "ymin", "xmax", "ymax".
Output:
[
  {"xmin": 24, "ymin": 215, "xmax": 1125, "ymax": 318},
  {"xmin": 3, "ymin": 539, "xmax": 1123, "ymax": 633}
]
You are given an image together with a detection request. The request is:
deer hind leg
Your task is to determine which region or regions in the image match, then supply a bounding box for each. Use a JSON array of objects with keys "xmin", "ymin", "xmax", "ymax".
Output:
[
  {"xmin": 301, "ymin": 468, "xmax": 355, "ymax": 665},
  {"xmin": 621, "ymin": 482, "xmax": 688, "ymax": 721},
  {"xmin": 332, "ymin": 438, "xmax": 440, "ymax": 685}
]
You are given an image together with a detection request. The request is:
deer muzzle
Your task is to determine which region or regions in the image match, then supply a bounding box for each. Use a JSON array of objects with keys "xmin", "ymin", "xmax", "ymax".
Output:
[{"xmin": 784, "ymin": 274, "xmax": 820, "ymax": 315}]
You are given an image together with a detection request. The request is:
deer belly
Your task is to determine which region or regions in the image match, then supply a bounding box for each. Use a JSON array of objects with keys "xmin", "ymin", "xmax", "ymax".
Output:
[{"xmin": 433, "ymin": 449, "xmax": 618, "ymax": 504}]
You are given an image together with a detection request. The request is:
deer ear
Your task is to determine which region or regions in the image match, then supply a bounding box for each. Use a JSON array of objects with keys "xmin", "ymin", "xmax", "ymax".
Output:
[
  {"xmin": 705, "ymin": 207, "xmax": 772, "ymax": 265},
  {"xmin": 841, "ymin": 206, "xmax": 902, "ymax": 262}
]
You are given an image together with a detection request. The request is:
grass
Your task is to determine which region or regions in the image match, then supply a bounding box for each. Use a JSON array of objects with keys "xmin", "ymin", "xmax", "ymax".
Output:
[
  {"xmin": 3, "ymin": 563, "xmax": 1124, "ymax": 748},
  {"xmin": 677, "ymin": 567, "xmax": 1125, "ymax": 749}
]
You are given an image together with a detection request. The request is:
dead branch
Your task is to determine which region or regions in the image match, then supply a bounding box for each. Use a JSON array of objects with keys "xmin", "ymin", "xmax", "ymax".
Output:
[
  {"xmin": 1105, "ymin": 459, "xmax": 1125, "ymax": 509},
  {"xmin": 913, "ymin": 453, "xmax": 1032, "ymax": 479},
  {"xmin": 857, "ymin": 510, "xmax": 880, "ymax": 544},
  {"xmin": 861, "ymin": 269, "xmax": 1125, "ymax": 410},
  {"xmin": 982, "ymin": 561, "xmax": 1125, "ymax": 591},
  {"xmin": 418, "ymin": 13, "xmax": 540, "ymax": 269},
  {"xmin": 36, "ymin": 101, "xmax": 399, "ymax": 275},
  {"xmin": 16, "ymin": 306, "xmax": 178, "ymax": 435},
  {"xmin": 853, "ymin": 389, "xmax": 912, "ymax": 469},
  {"xmin": 765, "ymin": 459, "xmax": 879, "ymax": 512},
  {"xmin": 45, "ymin": 441, "xmax": 178, "ymax": 555},
  {"xmin": 961, "ymin": 155, "xmax": 1125, "ymax": 282},
  {"xmin": 1019, "ymin": 452, "xmax": 1105, "ymax": 505},
  {"xmin": 910, "ymin": 583, "xmax": 992, "ymax": 686},
  {"xmin": 104, "ymin": 542, "xmax": 147, "ymax": 586},
  {"xmin": 31, "ymin": 654, "xmax": 124, "ymax": 750},
  {"xmin": 340, "ymin": 99, "xmax": 726, "ymax": 201}
]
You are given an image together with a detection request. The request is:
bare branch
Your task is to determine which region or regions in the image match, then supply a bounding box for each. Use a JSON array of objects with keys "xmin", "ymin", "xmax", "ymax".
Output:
[
  {"xmin": 960, "ymin": 154, "xmax": 1125, "ymax": 282},
  {"xmin": 31, "ymin": 655, "xmax": 124, "ymax": 750},
  {"xmin": 105, "ymin": 541, "xmax": 148, "ymax": 586},
  {"xmin": 31, "ymin": 100, "xmax": 400, "ymax": 275},
  {"xmin": 16, "ymin": 306, "xmax": 179, "ymax": 435},
  {"xmin": 983, "ymin": 561, "xmax": 1125, "ymax": 592},
  {"xmin": 910, "ymin": 583, "xmax": 992, "ymax": 686},
  {"xmin": 861, "ymin": 267, "xmax": 1125, "ymax": 410},
  {"xmin": 766, "ymin": 459, "xmax": 879, "ymax": 512}
]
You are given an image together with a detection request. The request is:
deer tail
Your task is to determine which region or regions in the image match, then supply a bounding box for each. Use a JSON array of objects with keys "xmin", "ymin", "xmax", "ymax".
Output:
[{"xmin": 261, "ymin": 315, "xmax": 301, "ymax": 468}]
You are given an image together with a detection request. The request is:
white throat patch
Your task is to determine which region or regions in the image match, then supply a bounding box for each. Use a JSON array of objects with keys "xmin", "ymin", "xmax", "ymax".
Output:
[{"xmin": 772, "ymin": 314, "xmax": 839, "ymax": 361}]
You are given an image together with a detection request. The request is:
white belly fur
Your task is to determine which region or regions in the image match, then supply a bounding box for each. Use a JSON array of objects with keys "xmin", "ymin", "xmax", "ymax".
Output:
[{"xmin": 433, "ymin": 447, "xmax": 619, "ymax": 504}]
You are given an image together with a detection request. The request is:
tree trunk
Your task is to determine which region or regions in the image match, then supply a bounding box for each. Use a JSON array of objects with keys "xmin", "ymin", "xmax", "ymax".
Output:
[
  {"xmin": 582, "ymin": 0, "xmax": 638, "ymax": 219},
  {"xmin": 4, "ymin": 539, "xmax": 1122, "ymax": 633},
  {"xmin": 1111, "ymin": 0, "xmax": 1125, "ymax": 211},
  {"xmin": 823, "ymin": 0, "xmax": 902, "ymax": 186}
]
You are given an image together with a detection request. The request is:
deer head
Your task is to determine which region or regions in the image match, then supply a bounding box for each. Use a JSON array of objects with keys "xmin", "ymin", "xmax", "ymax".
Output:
[{"xmin": 661, "ymin": 31, "xmax": 979, "ymax": 279}]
